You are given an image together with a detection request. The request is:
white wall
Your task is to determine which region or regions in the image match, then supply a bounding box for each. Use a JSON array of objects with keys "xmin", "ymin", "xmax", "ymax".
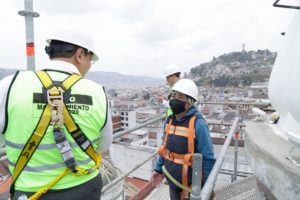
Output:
[{"xmin": 110, "ymin": 143, "xmax": 155, "ymax": 181}]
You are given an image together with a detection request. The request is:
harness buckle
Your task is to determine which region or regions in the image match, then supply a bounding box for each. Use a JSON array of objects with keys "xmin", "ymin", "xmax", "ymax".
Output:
[{"xmin": 47, "ymin": 88, "xmax": 64, "ymax": 126}]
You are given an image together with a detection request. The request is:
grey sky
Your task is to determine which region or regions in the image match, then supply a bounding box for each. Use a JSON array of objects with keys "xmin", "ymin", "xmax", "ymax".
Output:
[{"xmin": 0, "ymin": 0, "xmax": 297, "ymax": 78}]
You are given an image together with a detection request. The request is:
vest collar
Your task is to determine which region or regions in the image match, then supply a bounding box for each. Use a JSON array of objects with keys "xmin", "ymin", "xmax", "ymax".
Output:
[
  {"xmin": 41, "ymin": 60, "xmax": 81, "ymax": 75},
  {"xmin": 173, "ymin": 107, "xmax": 199, "ymax": 123}
]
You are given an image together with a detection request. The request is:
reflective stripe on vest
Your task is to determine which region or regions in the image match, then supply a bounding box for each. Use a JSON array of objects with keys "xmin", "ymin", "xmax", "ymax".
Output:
[{"xmin": 5, "ymin": 137, "xmax": 100, "ymax": 151}]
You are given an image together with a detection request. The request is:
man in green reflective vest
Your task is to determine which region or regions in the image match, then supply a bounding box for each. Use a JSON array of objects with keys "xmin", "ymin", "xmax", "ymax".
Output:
[
  {"xmin": 0, "ymin": 27, "xmax": 112, "ymax": 200},
  {"xmin": 157, "ymin": 64, "xmax": 181, "ymax": 118}
]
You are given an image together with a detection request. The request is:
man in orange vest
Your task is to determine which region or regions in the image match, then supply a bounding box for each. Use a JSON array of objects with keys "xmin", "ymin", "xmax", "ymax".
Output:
[{"xmin": 151, "ymin": 79, "xmax": 215, "ymax": 200}]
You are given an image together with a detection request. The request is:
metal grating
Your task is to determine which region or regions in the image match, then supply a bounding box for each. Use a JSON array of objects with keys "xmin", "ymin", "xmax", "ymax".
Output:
[
  {"xmin": 144, "ymin": 184, "xmax": 170, "ymax": 200},
  {"xmin": 214, "ymin": 176, "xmax": 262, "ymax": 200}
]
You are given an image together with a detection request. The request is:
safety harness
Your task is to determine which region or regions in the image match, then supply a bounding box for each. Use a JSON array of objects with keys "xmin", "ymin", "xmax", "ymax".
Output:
[
  {"xmin": 158, "ymin": 115, "xmax": 196, "ymax": 200},
  {"xmin": 10, "ymin": 71, "xmax": 102, "ymax": 200}
]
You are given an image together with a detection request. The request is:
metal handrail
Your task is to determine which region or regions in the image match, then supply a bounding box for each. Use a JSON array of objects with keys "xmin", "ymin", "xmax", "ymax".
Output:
[
  {"xmin": 190, "ymin": 154, "xmax": 203, "ymax": 200},
  {"xmin": 102, "ymin": 151, "xmax": 158, "ymax": 193},
  {"xmin": 198, "ymin": 101, "xmax": 269, "ymax": 106},
  {"xmin": 200, "ymin": 117, "xmax": 239, "ymax": 200},
  {"xmin": 103, "ymin": 115, "xmax": 164, "ymax": 193},
  {"xmin": 113, "ymin": 115, "xmax": 164, "ymax": 139}
]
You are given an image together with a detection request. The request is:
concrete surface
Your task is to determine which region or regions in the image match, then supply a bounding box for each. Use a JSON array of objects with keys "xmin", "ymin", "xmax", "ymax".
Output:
[{"xmin": 245, "ymin": 121, "xmax": 300, "ymax": 200}]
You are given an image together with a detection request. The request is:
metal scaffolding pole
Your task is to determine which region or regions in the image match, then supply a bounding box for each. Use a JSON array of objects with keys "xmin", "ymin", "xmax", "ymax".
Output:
[
  {"xmin": 190, "ymin": 154, "xmax": 203, "ymax": 200},
  {"xmin": 18, "ymin": 0, "xmax": 39, "ymax": 71},
  {"xmin": 232, "ymin": 130, "xmax": 239, "ymax": 182}
]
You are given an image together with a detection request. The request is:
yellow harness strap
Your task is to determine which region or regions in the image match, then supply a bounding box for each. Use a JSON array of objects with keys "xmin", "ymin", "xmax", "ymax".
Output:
[{"xmin": 11, "ymin": 104, "xmax": 52, "ymax": 184}]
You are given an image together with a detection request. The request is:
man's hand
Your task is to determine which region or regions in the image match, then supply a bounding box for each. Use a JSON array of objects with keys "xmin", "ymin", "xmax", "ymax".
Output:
[
  {"xmin": 150, "ymin": 171, "xmax": 164, "ymax": 187},
  {"xmin": 156, "ymin": 95, "xmax": 165, "ymax": 103}
]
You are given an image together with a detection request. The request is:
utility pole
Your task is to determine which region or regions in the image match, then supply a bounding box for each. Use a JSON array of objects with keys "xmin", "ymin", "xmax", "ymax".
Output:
[{"xmin": 18, "ymin": 0, "xmax": 39, "ymax": 71}]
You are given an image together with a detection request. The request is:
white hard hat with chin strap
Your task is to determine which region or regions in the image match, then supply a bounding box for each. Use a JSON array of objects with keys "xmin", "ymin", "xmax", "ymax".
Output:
[
  {"xmin": 171, "ymin": 79, "xmax": 198, "ymax": 101},
  {"xmin": 46, "ymin": 30, "xmax": 99, "ymax": 62}
]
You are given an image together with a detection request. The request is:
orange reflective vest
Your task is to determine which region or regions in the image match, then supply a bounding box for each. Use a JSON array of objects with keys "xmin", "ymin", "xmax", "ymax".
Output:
[{"xmin": 158, "ymin": 115, "xmax": 196, "ymax": 199}]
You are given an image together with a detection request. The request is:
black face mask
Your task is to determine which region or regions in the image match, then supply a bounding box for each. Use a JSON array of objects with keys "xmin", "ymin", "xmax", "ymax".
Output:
[{"xmin": 169, "ymin": 99, "xmax": 186, "ymax": 114}]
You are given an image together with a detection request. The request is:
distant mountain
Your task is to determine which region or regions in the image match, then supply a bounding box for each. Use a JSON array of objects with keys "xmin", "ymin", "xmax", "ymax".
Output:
[
  {"xmin": 0, "ymin": 68, "xmax": 163, "ymax": 88},
  {"xmin": 86, "ymin": 71, "xmax": 163, "ymax": 88},
  {"xmin": 0, "ymin": 68, "xmax": 17, "ymax": 80},
  {"xmin": 189, "ymin": 49, "xmax": 277, "ymax": 87}
]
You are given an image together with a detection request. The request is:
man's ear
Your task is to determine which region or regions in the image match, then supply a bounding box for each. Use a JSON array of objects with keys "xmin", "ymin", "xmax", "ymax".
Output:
[{"xmin": 75, "ymin": 48, "xmax": 84, "ymax": 64}]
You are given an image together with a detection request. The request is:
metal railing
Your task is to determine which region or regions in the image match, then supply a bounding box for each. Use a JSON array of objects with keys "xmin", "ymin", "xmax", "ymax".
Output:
[
  {"xmin": 190, "ymin": 154, "xmax": 203, "ymax": 200},
  {"xmin": 113, "ymin": 115, "xmax": 164, "ymax": 139},
  {"xmin": 102, "ymin": 151, "xmax": 158, "ymax": 194},
  {"xmin": 102, "ymin": 114, "xmax": 164, "ymax": 194},
  {"xmin": 198, "ymin": 101, "xmax": 269, "ymax": 107},
  {"xmin": 105, "ymin": 115, "xmax": 241, "ymax": 199},
  {"xmin": 200, "ymin": 117, "xmax": 239, "ymax": 200}
]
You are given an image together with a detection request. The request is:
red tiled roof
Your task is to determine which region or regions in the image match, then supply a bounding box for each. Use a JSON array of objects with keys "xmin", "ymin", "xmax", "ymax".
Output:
[
  {"xmin": 0, "ymin": 176, "xmax": 11, "ymax": 193},
  {"xmin": 125, "ymin": 177, "xmax": 148, "ymax": 189},
  {"xmin": 0, "ymin": 159, "xmax": 10, "ymax": 176},
  {"xmin": 0, "ymin": 159, "xmax": 11, "ymax": 196}
]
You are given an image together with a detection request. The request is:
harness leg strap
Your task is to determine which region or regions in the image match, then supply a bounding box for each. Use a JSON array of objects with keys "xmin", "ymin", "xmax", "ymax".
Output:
[{"xmin": 181, "ymin": 154, "xmax": 193, "ymax": 200}]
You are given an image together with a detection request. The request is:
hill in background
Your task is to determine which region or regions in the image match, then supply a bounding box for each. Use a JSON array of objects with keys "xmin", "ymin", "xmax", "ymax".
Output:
[
  {"xmin": 188, "ymin": 49, "xmax": 276, "ymax": 87},
  {"xmin": 0, "ymin": 49, "xmax": 276, "ymax": 88},
  {"xmin": 0, "ymin": 69, "xmax": 17, "ymax": 79}
]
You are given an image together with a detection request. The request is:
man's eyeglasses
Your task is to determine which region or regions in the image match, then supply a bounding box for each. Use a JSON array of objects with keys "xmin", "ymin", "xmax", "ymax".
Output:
[{"xmin": 166, "ymin": 75, "xmax": 173, "ymax": 79}]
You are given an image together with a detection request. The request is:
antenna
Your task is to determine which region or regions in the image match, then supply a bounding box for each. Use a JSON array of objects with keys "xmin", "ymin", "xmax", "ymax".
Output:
[{"xmin": 18, "ymin": 0, "xmax": 40, "ymax": 71}]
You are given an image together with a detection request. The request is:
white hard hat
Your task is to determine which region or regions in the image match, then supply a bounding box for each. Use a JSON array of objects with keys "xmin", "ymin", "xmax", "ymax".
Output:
[
  {"xmin": 46, "ymin": 28, "xmax": 99, "ymax": 61},
  {"xmin": 164, "ymin": 64, "xmax": 181, "ymax": 77},
  {"xmin": 172, "ymin": 79, "xmax": 198, "ymax": 101},
  {"xmin": 271, "ymin": 112, "xmax": 280, "ymax": 121}
]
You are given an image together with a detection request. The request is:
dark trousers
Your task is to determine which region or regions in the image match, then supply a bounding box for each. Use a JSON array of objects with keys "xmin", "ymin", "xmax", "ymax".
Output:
[
  {"xmin": 169, "ymin": 186, "xmax": 214, "ymax": 200},
  {"xmin": 13, "ymin": 173, "xmax": 103, "ymax": 200},
  {"xmin": 169, "ymin": 187, "xmax": 188, "ymax": 200}
]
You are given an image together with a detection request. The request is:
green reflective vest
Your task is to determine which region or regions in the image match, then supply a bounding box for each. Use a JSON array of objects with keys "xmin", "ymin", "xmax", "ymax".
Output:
[
  {"xmin": 165, "ymin": 107, "xmax": 173, "ymax": 118},
  {"xmin": 3, "ymin": 70, "xmax": 108, "ymax": 192}
]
